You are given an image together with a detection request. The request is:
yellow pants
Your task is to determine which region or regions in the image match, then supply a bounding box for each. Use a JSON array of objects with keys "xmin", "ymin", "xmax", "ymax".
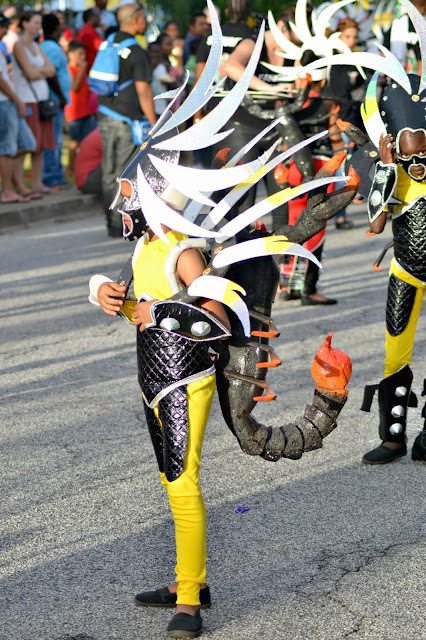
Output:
[
  {"xmin": 155, "ymin": 373, "xmax": 215, "ymax": 606},
  {"xmin": 384, "ymin": 260, "xmax": 425, "ymax": 378}
]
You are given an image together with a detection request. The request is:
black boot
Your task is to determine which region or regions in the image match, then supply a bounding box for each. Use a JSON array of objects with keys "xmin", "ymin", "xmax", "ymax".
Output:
[
  {"xmin": 412, "ymin": 394, "xmax": 426, "ymax": 460},
  {"xmin": 412, "ymin": 429, "xmax": 426, "ymax": 461},
  {"xmin": 362, "ymin": 366, "xmax": 412, "ymax": 465}
]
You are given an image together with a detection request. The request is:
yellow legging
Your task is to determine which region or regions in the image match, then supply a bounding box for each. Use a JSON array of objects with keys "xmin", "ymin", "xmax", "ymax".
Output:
[
  {"xmin": 154, "ymin": 373, "xmax": 216, "ymax": 606},
  {"xmin": 384, "ymin": 259, "xmax": 425, "ymax": 378}
]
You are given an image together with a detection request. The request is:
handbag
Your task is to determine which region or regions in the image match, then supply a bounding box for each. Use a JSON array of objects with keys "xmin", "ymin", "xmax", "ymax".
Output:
[{"xmin": 38, "ymin": 97, "xmax": 58, "ymax": 120}]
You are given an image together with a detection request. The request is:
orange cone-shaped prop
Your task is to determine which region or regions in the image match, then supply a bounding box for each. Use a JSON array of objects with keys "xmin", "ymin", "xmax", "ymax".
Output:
[{"xmin": 311, "ymin": 333, "xmax": 351, "ymax": 394}]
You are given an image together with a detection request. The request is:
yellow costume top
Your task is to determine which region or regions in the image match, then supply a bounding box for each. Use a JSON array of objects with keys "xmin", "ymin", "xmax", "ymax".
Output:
[
  {"xmin": 391, "ymin": 165, "xmax": 426, "ymax": 217},
  {"xmin": 133, "ymin": 230, "xmax": 188, "ymax": 301}
]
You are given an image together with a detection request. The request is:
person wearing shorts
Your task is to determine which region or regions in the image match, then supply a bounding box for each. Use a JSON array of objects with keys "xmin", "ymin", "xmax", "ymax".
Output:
[
  {"xmin": 64, "ymin": 41, "xmax": 97, "ymax": 177},
  {"xmin": 0, "ymin": 11, "xmax": 36, "ymax": 203}
]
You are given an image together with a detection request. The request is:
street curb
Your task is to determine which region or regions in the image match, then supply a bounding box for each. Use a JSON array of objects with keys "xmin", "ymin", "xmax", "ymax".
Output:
[{"xmin": 0, "ymin": 188, "xmax": 103, "ymax": 232}]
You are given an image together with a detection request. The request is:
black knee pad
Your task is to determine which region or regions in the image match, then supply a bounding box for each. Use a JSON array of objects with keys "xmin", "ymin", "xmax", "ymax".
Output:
[{"xmin": 386, "ymin": 274, "xmax": 417, "ymax": 337}]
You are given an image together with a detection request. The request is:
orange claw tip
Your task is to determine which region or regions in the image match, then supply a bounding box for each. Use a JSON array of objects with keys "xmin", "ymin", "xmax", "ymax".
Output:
[
  {"xmin": 311, "ymin": 332, "xmax": 352, "ymax": 392},
  {"xmin": 212, "ymin": 147, "xmax": 232, "ymax": 168},
  {"xmin": 373, "ymin": 264, "xmax": 383, "ymax": 272},
  {"xmin": 323, "ymin": 151, "xmax": 347, "ymax": 174},
  {"xmin": 345, "ymin": 166, "xmax": 360, "ymax": 189},
  {"xmin": 366, "ymin": 231, "xmax": 376, "ymax": 236},
  {"xmin": 336, "ymin": 118, "xmax": 351, "ymax": 132},
  {"xmin": 273, "ymin": 162, "xmax": 289, "ymax": 184}
]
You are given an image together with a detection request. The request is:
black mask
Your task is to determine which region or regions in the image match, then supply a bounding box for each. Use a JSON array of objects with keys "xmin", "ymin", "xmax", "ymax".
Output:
[
  {"xmin": 118, "ymin": 204, "xmax": 149, "ymax": 241},
  {"xmin": 395, "ymin": 127, "xmax": 426, "ymax": 182},
  {"xmin": 396, "ymin": 155, "xmax": 426, "ymax": 182},
  {"xmin": 117, "ymin": 181, "xmax": 149, "ymax": 241}
]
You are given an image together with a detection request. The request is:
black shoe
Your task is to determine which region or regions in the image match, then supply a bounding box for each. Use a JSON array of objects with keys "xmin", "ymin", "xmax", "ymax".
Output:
[
  {"xmin": 362, "ymin": 443, "xmax": 407, "ymax": 465},
  {"xmin": 301, "ymin": 294, "xmax": 337, "ymax": 306},
  {"xmin": 335, "ymin": 220, "xmax": 354, "ymax": 230},
  {"xmin": 412, "ymin": 431, "xmax": 426, "ymax": 461},
  {"xmin": 167, "ymin": 610, "xmax": 202, "ymax": 638},
  {"xmin": 279, "ymin": 289, "xmax": 301, "ymax": 301},
  {"xmin": 135, "ymin": 586, "xmax": 211, "ymax": 609}
]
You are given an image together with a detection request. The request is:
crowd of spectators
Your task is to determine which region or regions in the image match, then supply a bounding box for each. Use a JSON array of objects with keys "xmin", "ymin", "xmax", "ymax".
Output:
[{"xmin": 0, "ymin": 0, "xmax": 419, "ymax": 226}]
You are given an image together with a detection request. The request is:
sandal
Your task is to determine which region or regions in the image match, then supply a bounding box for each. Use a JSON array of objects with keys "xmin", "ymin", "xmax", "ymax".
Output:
[{"xmin": 20, "ymin": 190, "xmax": 44, "ymax": 200}]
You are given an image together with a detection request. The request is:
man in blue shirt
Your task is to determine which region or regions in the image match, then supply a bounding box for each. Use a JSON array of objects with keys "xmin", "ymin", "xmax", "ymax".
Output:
[{"xmin": 41, "ymin": 13, "xmax": 71, "ymax": 189}]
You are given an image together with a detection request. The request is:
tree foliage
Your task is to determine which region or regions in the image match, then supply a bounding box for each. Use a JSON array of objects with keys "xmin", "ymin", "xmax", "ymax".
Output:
[{"xmin": 146, "ymin": 0, "xmax": 292, "ymax": 33}]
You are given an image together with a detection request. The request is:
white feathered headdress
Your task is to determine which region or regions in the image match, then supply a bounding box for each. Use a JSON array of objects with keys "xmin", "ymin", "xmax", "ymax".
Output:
[
  {"xmin": 261, "ymin": 0, "xmax": 366, "ymax": 82},
  {"xmin": 112, "ymin": 0, "xmax": 348, "ymax": 335}
]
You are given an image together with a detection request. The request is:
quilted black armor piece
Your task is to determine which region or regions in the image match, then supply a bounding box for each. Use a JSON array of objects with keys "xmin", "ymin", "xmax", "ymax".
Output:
[
  {"xmin": 392, "ymin": 198, "xmax": 426, "ymax": 281},
  {"xmin": 158, "ymin": 386, "xmax": 189, "ymax": 482},
  {"xmin": 143, "ymin": 403, "xmax": 164, "ymax": 473},
  {"xmin": 368, "ymin": 161, "xmax": 397, "ymax": 223},
  {"xmin": 386, "ymin": 274, "xmax": 417, "ymax": 337},
  {"xmin": 136, "ymin": 328, "xmax": 212, "ymax": 406}
]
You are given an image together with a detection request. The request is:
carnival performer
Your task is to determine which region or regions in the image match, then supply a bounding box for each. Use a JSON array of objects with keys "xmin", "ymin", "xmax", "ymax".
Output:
[
  {"xmin": 261, "ymin": 0, "xmax": 362, "ymax": 303},
  {"xmin": 216, "ymin": 8, "xmax": 302, "ymax": 230},
  {"xmin": 361, "ymin": 85, "xmax": 426, "ymax": 464},
  {"xmin": 302, "ymin": 0, "xmax": 426, "ymax": 464},
  {"xmin": 89, "ymin": 4, "xmax": 354, "ymax": 636}
]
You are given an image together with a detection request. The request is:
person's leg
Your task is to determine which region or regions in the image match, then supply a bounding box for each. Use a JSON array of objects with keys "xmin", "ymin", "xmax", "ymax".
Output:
[
  {"xmin": 12, "ymin": 154, "xmax": 27, "ymax": 195},
  {"xmin": 301, "ymin": 243, "xmax": 337, "ymax": 305},
  {"xmin": 97, "ymin": 114, "xmax": 137, "ymax": 236},
  {"xmin": 159, "ymin": 373, "xmax": 215, "ymax": 612},
  {"xmin": 67, "ymin": 139, "xmax": 79, "ymax": 177},
  {"xmin": 0, "ymin": 156, "xmax": 28, "ymax": 201},
  {"xmin": 43, "ymin": 108, "xmax": 65, "ymax": 187},
  {"xmin": 31, "ymin": 150, "xmax": 50, "ymax": 192},
  {"xmin": 383, "ymin": 265, "xmax": 424, "ymax": 380},
  {"xmin": 0, "ymin": 101, "xmax": 29, "ymax": 202}
]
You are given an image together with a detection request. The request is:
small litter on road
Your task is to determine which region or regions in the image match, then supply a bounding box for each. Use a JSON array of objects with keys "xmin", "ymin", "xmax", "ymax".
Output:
[{"xmin": 235, "ymin": 505, "xmax": 250, "ymax": 513}]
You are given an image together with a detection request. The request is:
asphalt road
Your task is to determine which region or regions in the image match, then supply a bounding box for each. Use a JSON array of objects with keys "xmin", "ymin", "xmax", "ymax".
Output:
[{"xmin": 1, "ymin": 206, "xmax": 426, "ymax": 640}]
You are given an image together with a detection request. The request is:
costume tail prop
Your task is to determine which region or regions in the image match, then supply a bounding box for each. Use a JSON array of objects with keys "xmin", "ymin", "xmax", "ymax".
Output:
[
  {"xmin": 217, "ymin": 332, "xmax": 351, "ymax": 461},
  {"xmin": 215, "ymin": 254, "xmax": 351, "ymax": 462}
]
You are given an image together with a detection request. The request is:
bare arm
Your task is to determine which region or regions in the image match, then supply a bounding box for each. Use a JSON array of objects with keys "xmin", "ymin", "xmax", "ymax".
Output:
[
  {"xmin": 47, "ymin": 75, "xmax": 67, "ymax": 108},
  {"xmin": 135, "ymin": 80, "xmax": 157, "ymax": 126},
  {"xmin": 221, "ymin": 38, "xmax": 288, "ymax": 92},
  {"xmin": 369, "ymin": 210, "xmax": 387, "ymax": 234},
  {"xmin": 368, "ymin": 132, "xmax": 396, "ymax": 234},
  {"xmin": 177, "ymin": 248, "xmax": 231, "ymax": 331},
  {"xmin": 0, "ymin": 75, "xmax": 26, "ymax": 116},
  {"xmin": 71, "ymin": 63, "xmax": 87, "ymax": 91}
]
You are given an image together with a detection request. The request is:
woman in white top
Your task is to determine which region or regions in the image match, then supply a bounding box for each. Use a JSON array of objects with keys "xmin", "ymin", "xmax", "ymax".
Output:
[{"xmin": 13, "ymin": 11, "xmax": 55, "ymax": 197}]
